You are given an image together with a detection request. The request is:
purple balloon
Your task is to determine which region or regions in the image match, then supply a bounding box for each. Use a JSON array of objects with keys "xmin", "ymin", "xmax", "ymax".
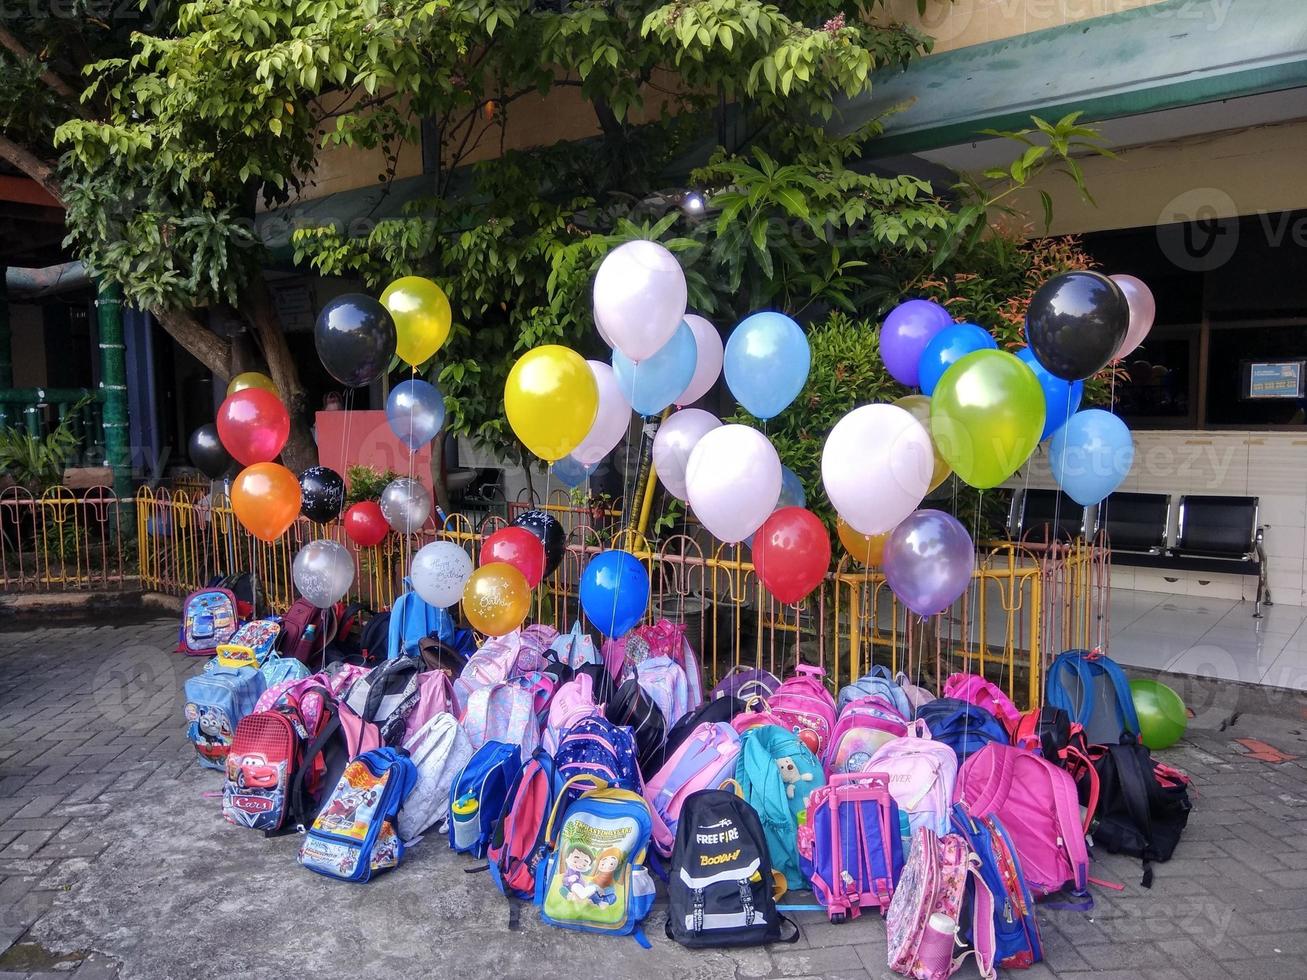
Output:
[
  {"xmin": 880, "ymin": 300, "xmax": 953, "ymax": 388},
  {"xmin": 883, "ymin": 509, "xmax": 975, "ymax": 617}
]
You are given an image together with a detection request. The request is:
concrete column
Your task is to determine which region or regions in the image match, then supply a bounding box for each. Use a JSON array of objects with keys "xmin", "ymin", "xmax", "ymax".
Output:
[{"xmin": 95, "ymin": 282, "xmax": 132, "ymax": 499}]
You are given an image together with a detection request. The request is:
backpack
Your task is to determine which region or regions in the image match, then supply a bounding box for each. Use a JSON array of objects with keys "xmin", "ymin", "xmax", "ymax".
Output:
[
  {"xmin": 278, "ymin": 599, "xmax": 338, "ymax": 666},
  {"xmin": 215, "ymin": 619, "xmax": 283, "ymax": 668},
  {"xmin": 666, "ymin": 789, "xmax": 797, "ymax": 948},
  {"xmin": 605, "ymin": 676, "xmax": 667, "ymax": 779},
  {"xmin": 633, "ymin": 655, "xmax": 691, "ymax": 729},
  {"xmin": 914, "ymin": 698, "xmax": 1009, "ymax": 764},
  {"xmin": 449, "ymin": 740, "xmax": 523, "ymax": 857},
  {"xmin": 183, "ymin": 664, "xmax": 266, "ymax": 769},
  {"xmin": 548, "ymin": 621, "xmax": 600, "ymax": 670},
  {"xmin": 826, "ymin": 696, "xmax": 910, "ymax": 775},
  {"xmin": 799, "ymin": 772, "xmax": 905, "ymax": 923},
  {"xmin": 177, "ymin": 587, "xmax": 238, "ymax": 656},
  {"xmin": 838, "ymin": 665, "xmax": 912, "ymax": 719},
  {"xmin": 735, "ymin": 724, "xmax": 825, "ymax": 890},
  {"xmin": 387, "ymin": 578, "xmax": 458, "ymax": 659},
  {"xmin": 462, "ymin": 681, "xmax": 540, "ymax": 758},
  {"xmin": 260, "ymin": 653, "xmax": 311, "ymax": 689},
  {"xmin": 768, "ymin": 665, "xmax": 837, "ymax": 756},
  {"xmin": 1013, "ymin": 707, "xmax": 1100, "ymax": 818},
  {"xmin": 542, "ymin": 673, "xmax": 602, "ymax": 756},
  {"xmin": 554, "ymin": 716, "xmax": 643, "ymax": 800},
  {"xmin": 950, "ymin": 804, "xmax": 1042, "ymax": 971},
  {"xmin": 886, "ymin": 828, "xmax": 997, "ymax": 980},
  {"xmin": 212, "ymin": 570, "xmax": 260, "ymax": 619},
  {"xmin": 663, "ymin": 695, "xmax": 746, "ymax": 764},
  {"xmin": 1045, "ymin": 649, "xmax": 1141, "ymax": 746},
  {"xmin": 404, "ymin": 669, "xmax": 457, "ymax": 737},
  {"xmin": 454, "ymin": 628, "xmax": 551, "ymax": 707},
  {"xmin": 942, "ymin": 673, "xmax": 1022, "ymax": 735},
  {"xmin": 344, "ymin": 657, "xmax": 423, "ymax": 746},
  {"xmin": 487, "ymin": 748, "xmax": 563, "ymax": 900},
  {"xmin": 711, "ymin": 666, "xmax": 780, "ymax": 704},
  {"xmin": 634, "ymin": 620, "xmax": 705, "ymax": 708},
  {"xmin": 283, "ymin": 696, "xmax": 383, "ymax": 831},
  {"xmin": 953, "ymin": 743, "xmax": 1090, "ymax": 898},
  {"xmin": 223, "ymin": 705, "xmax": 305, "ymax": 832},
  {"xmin": 644, "ymin": 722, "xmax": 742, "ymax": 857},
  {"xmin": 254, "ymin": 671, "xmax": 334, "ymax": 728},
  {"xmin": 535, "ymin": 779, "xmax": 656, "ymax": 943},
  {"xmin": 896, "ymin": 672, "xmax": 937, "ymax": 711},
  {"xmin": 396, "ymin": 711, "xmax": 473, "ymax": 843},
  {"xmin": 1087, "ymin": 741, "xmax": 1192, "ymax": 887},
  {"xmin": 867, "ymin": 720, "xmax": 959, "ymax": 838},
  {"xmin": 298, "ymin": 747, "xmax": 419, "ymax": 882}
]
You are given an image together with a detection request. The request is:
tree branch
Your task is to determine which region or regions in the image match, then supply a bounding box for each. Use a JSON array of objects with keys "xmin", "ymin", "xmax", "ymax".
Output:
[
  {"xmin": 0, "ymin": 133, "xmax": 63, "ymax": 202},
  {"xmin": 149, "ymin": 306, "xmax": 232, "ymax": 378},
  {"xmin": 0, "ymin": 24, "xmax": 92, "ymax": 119}
]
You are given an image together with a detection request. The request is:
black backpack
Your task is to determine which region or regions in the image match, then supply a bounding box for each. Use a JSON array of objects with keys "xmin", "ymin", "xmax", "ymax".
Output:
[
  {"xmin": 666, "ymin": 789, "xmax": 798, "ymax": 948},
  {"xmin": 605, "ymin": 675, "xmax": 666, "ymax": 779},
  {"xmin": 653, "ymin": 695, "xmax": 746, "ymax": 775},
  {"xmin": 1089, "ymin": 741, "xmax": 1192, "ymax": 887}
]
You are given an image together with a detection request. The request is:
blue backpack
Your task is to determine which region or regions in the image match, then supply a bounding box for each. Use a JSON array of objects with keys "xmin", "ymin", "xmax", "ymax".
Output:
[
  {"xmin": 183, "ymin": 664, "xmax": 266, "ymax": 770},
  {"xmin": 837, "ymin": 664, "xmax": 912, "ymax": 718},
  {"xmin": 914, "ymin": 698, "xmax": 1009, "ymax": 764},
  {"xmin": 298, "ymin": 747, "xmax": 419, "ymax": 882},
  {"xmin": 388, "ymin": 577, "xmax": 468, "ymax": 659},
  {"xmin": 1045, "ymin": 650, "xmax": 1141, "ymax": 745},
  {"xmin": 449, "ymin": 740, "xmax": 523, "ymax": 857},
  {"xmin": 553, "ymin": 716, "xmax": 643, "ymax": 804},
  {"xmin": 951, "ymin": 803, "xmax": 1043, "ymax": 969},
  {"xmin": 736, "ymin": 724, "xmax": 826, "ymax": 890}
]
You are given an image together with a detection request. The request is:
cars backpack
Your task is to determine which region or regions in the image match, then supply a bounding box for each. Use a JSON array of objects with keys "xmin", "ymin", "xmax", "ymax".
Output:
[
  {"xmin": 633, "ymin": 655, "xmax": 691, "ymax": 729},
  {"xmin": 177, "ymin": 587, "xmax": 238, "ymax": 656},
  {"xmin": 644, "ymin": 721, "xmax": 741, "ymax": 857},
  {"xmin": 942, "ymin": 673, "xmax": 1022, "ymax": 735},
  {"xmin": 298, "ymin": 747, "xmax": 419, "ymax": 882},
  {"xmin": 950, "ymin": 804, "xmax": 1042, "ymax": 971},
  {"xmin": 1045, "ymin": 649, "xmax": 1141, "ymax": 746},
  {"xmin": 605, "ymin": 675, "xmax": 667, "ymax": 778},
  {"xmin": 462, "ymin": 681, "xmax": 540, "ymax": 758},
  {"xmin": 344, "ymin": 657, "xmax": 423, "ymax": 746},
  {"xmin": 710, "ymin": 665, "xmax": 780, "ymax": 704},
  {"xmin": 396, "ymin": 712, "xmax": 473, "ymax": 843},
  {"xmin": 183, "ymin": 664, "xmax": 266, "ymax": 769},
  {"xmin": 838, "ymin": 664, "xmax": 912, "ymax": 719},
  {"xmin": 914, "ymin": 698, "xmax": 1009, "ymax": 764},
  {"xmin": 826, "ymin": 695, "xmax": 910, "ymax": 775},
  {"xmin": 487, "ymin": 748, "xmax": 564, "ymax": 900},
  {"xmin": 554, "ymin": 716, "xmax": 642, "ymax": 802},
  {"xmin": 768, "ymin": 664, "xmax": 837, "ymax": 755},
  {"xmin": 867, "ymin": 720, "xmax": 959, "ymax": 838},
  {"xmin": 223, "ymin": 704, "xmax": 307, "ymax": 832},
  {"xmin": 448, "ymin": 740, "xmax": 523, "ymax": 857},
  {"xmin": 735, "ymin": 724, "xmax": 825, "ymax": 890},
  {"xmin": 278, "ymin": 598, "xmax": 339, "ymax": 666},
  {"xmin": 214, "ymin": 619, "xmax": 283, "ymax": 669},
  {"xmin": 1087, "ymin": 740, "xmax": 1192, "ymax": 887},
  {"xmin": 666, "ymin": 788, "xmax": 798, "ymax": 948}
]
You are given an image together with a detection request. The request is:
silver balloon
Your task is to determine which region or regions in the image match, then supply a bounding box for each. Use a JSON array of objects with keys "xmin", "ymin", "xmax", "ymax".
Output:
[
  {"xmin": 410, "ymin": 540, "xmax": 473, "ymax": 608},
  {"xmin": 292, "ymin": 539, "xmax": 355, "ymax": 609},
  {"xmin": 380, "ymin": 477, "xmax": 433, "ymax": 534}
]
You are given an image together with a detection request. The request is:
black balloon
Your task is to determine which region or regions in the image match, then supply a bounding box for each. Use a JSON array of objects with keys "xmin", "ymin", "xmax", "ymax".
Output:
[
  {"xmin": 512, "ymin": 509, "xmax": 565, "ymax": 578},
  {"xmin": 1024, "ymin": 271, "xmax": 1129, "ymax": 381},
  {"xmin": 188, "ymin": 423, "xmax": 233, "ymax": 480},
  {"xmin": 299, "ymin": 466, "xmax": 346, "ymax": 524},
  {"xmin": 314, "ymin": 293, "xmax": 397, "ymax": 388}
]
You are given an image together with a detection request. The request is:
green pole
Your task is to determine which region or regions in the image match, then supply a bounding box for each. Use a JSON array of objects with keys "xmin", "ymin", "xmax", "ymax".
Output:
[
  {"xmin": 0, "ymin": 267, "xmax": 12, "ymax": 389},
  {"xmin": 95, "ymin": 282, "xmax": 133, "ymax": 500}
]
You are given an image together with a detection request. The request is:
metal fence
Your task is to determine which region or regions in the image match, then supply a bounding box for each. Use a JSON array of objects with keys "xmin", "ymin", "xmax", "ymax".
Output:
[{"xmin": 0, "ymin": 485, "xmax": 135, "ymax": 592}]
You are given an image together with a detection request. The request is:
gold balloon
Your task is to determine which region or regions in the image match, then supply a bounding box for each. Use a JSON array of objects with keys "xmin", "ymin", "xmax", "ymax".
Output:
[
  {"xmin": 462, "ymin": 561, "xmax": 531, "ymax": 636},
  {"xmin": 893, "ymin": 394, "xmax": 951, "ymax": 493},
  {"xmin": 504, "ymin": 345, "xmax": 599, "ymax": 462},
  {"xmin": 227, "ymin": 371, "xmax": 277, "ymax": 397},
  {"xmin": 381, "ymin": 276, "xmax": 452, "ymax": 366},
  {"xmin": 837, "ymin": 518, "xmax": 889, "ymax": 568}
]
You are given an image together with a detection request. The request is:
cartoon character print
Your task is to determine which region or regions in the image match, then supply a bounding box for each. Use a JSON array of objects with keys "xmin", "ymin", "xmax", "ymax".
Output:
[
  {"xmin": 190, "ymin": 706, "xmax": 232, "ymax": 748},
  {"xmin": 318, "ymin": 786, "xmax": 380, "ymax": 834},
  {"xmin": 587, "ymin": 847, "xmax": 623, "ymax": 907},
  {"xmin": 371, "ymin": 822, "xmax": 400, "ymax": 870},
  {"xmin": 559, "ymin": 844, "xmax": 595, "ymax": 902}
]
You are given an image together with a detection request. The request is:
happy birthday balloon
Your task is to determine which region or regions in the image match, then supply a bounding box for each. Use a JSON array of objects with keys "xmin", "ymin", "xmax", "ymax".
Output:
[
  {"xmin": 386, "ymin": 378, "xmax": 446, "ymax": 451},
  {"xmin": 231, "ymin": 462, "xmax": 301, "ymax": 542},
  {"xmin": 504, "ymin": 345, "xmax": 598, "ymax": 462},
  {"xmin": 410, "ymin": 540, "xmax": 473, "ymax": 608},
  {"xmin": 1049, "ymin": 409, "xmax": 1135, "ymax": 506},
  {"xmin": 753, "ymin": 507, "xmax": 831, "ymax": 604},
  {"xmin": 612, "ymin": 319, "xmax": 696, "ymax": 416},
  {"xmin": 1016, "ymin": 347, "xmax": 1083, "ymax": 442},
  {"xmin": 379, "ymin": 477, "xmax": 432, "ymax": 534},
  {"xmin": 685, "ymin": 424, "xmax": 781, "ymax": 544},
  {"xmin": 314, "ymin": 293, "xmax": 398, "ymax": 388},
  {"xmin": 883, "ymin": 509, "xmax": 975, "ymax": 617},
  {"xmin": 573, "ymin": 361, "xmax": 631, "ymax": 466},
  {"xmin": 822, "ymin": 405, "xmax": 932, "ymax": 535},
  {"xmin": 188, "ymin": 424, "xmax": 233, "ymax": 480},
  {"xmin": 724, "ymin": 311, "xmax": 810, "ymax": 420},
  {"xmin": 1110, "ymin": 274, "xmax": 1156, "ymax": 360},
  {"xmin": 216, "ymin": 388, "xmax": 290, "ymax": 467},
  {"xmin": 226, "ymin": 371, "xmax": 277, "ymax": 397},
  {"xmin": 677, "ymin": 314, "xmax": 724, "ymax": 406},
  {"xmin": 592, "ymin": 241, "xmax": 687, "ymax": 362},
  {"xmin": 293, "ymin": 539, "xmax": 355, "ymax": 608},
  {"xmin": 380, "ymin": 276, "xmax": 452, "ymax": 366},
  {"xmin": 463, "ymin": 562, "xmax": 532, "ymax": 636},
  {"xmin": 298, "ymin": 466, "xmax": 345, "ymax": 524},
  {"xmin": 917, "ymin": 322, "xmax": 997, "ymax": 396},
  {"xmin": 1025, "ymin": 271, "xmax": 1129, "ymax": 381},
  {"xmin": 880, "ymin": 299, "xmax": 952, "ymax": 388},
  {"xmin": 652, "ymin": 408, "xmax": 721, "ymax": 501}
]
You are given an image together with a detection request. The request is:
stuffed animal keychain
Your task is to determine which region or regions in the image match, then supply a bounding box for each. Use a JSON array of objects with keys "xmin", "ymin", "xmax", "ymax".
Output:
[{"xmin": 775, "ymin": 757, "xmax": 814, "ymax": 799}]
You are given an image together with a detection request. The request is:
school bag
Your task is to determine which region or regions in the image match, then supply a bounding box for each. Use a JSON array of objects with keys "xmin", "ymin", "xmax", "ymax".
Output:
[
  {"xmin": 644, "ymin": 722, "xmax": 742, "ymax": 857},
  {"xmin": 914, "ymin": 698, "xmax": 1009, "ymax": 764},
  {"xmin": 449, "ymin": 740, "xmax": 523, "ymax": 857},
  {"xmin": 950, "ymin": 804, "xmax": 1042, "ymax": 971},
  {"xmin": 387, "ymin": 577, "xmax": 460, "ymax": 659},
  {"xmin": 260, "ymin": 653, "xmax": 311, "ymax": 689},
  {"xmin": 663, "ymin": 695, "xmax": 746, "ymax": 763},
  {"xmin": 396, "ymin": 711, "xmax": 473, "ymax": 843},
  {"xmin": 942, "ymin": 673, "xmax": 1022, "ymax": 735},
  {"xmin": 344, "ymin": 656, "xmax": 422, "ymax": 745},
  {"xmin": 177, "ymin": 586, "xmax": 239, "ymax": 656},
  {"xmin": 214, "ymin": 619, "xmax": 283, "ymax": 669},
  {"xmin": 404, "ymin": 669, "xmax": 457, "ymax": 736},
  {"xmin": 554, "ymin": 715, "xmax": 642, "ymax": 801},
  {"xmin": 605, "ymin": 676, "xmax": 667, "ymax": 778},
  {"xmin": 1013, "ymin": 706, "xmax": 1100, "ymax": 820},
  {"xmin": 454, "ymin": 627, "xmax": 552, "ymax": 707},
  {"xmin": 710, "ymin": 665, "xmax": 780, "ymax": 703},
  {"xmin": 633, "ymin": 655, "xmax": 691, "ymax": 729},
  {"xmin": 634, "ymin": 620, "xmax": 705, "ymax": 708},
  {"xmin": 534, "ymin": 777, "xmax": 657, "ymax": 944},
  {"xmin": 488, "ymin": 748, "xmax": 564, "ymax": 900},
  {"xmin": 798, "ymin": 772, "xmax": 905, "ymax": 923},
  {"xmin": 896, "ymin": 672, "xmax": 937, "ymax": 711},
  {"xmin": 462, "ymin": 681, "xmax": 540, "ymax": 757},
  {"xmin": 768, "ymin": 665, "xmax": 837, "ymax": 756},
  {"xmin": 548, "ymin": 621, "xmax": 600, "ymax": 670},
  {"xmin": 283, "ymin": 698, "xmax": 383, "ymax": 831},
  {"xmin": 838, "ymin": 664, "xmax": 912, "ymax": 719},
  {"xmin": 1087, "ymin": 741, "xmax": 1192, "ymax": 887},
  {"xmin": 730, "ymin": 696, "xmax": 788, "ymax": 736},
  {"xmin": 1045, "ymin": 649, "xmax": 1141, "ymax": 746},
  {"xmin": 183, "ymin": 664, "xmax": 266, "ymax": 769},
  {"xmin": 542, "ymin": 673, "xmax": 603, "ymax": 755},
  {"xmin": 886, "ymin": 828, "xmax": 996, "ymax": 980},
  {"xmin": 868, "ymin": 720, "xmax": 959, "ymax": 838},
  {"xmin": 278, "ymin": 599, "xmax": 339, "ymax": 666},
  {"xmin": 222, "ymin": 703, "xmax": 307, "ymax": 832},
  {"xmin": 953, "ymin": 743, "xmax": 1090, "ymax": 898},
  {"xmin": 665, "ymin": 788, "xmax": 798, "ymax": 948},
  {"xmin": 298, "ymin": 747, "xmax": 419, "ymax": 882},
  {"xmin": 826, "ymin": 695, "xmax": 910, "ymax": 775},
  {"xmin": 735, "ymin": 724, "xmax": 825, "ymax": 890}
]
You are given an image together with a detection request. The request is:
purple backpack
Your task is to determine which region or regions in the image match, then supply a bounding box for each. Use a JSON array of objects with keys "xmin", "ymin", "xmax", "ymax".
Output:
[
  {"xmin": 643, "ymin": 721, "xmax": 741, "ymax": 856},
  {"xmin": 825, "ymin": 695, "xmax": 910, "ymax": 774},
  {"xmin": 710, "ymin": 665, "xmax": 780, "ymax": 703},
  {"xmin": 633, "ymin": 655, "xmax": 690, "ymax": 728},
  {"xmin": 461, "ymin": 682, "xmax": 540, "ymax": 758}
]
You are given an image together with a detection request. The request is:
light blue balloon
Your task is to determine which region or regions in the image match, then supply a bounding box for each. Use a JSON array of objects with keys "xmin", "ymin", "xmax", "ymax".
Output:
[
  {"xmin": 746, "ymin": 465, "xmax": 806, "ymax": 549},
  {"xmin": 611, "ymin": 319, "xmax": 697, "ymax": 416},
  {"xmin": 918, "ymin": 322, "xmax": 997, "ymax": 396},
  {"xmin": 551, "ymin": 455, "xmax": 596, "ymax": 488},
  {"xmin": 386, "ymin": 379, "xmax": 446, "ymax": 451},
  {"xmin": 1049, "ymin": 409, "xmax": 1134, "ymax": 506},
  {"xmin": 724, "ymin": 311, "xmax": 810, "ymax": 420},
  {"xmin": 1017, "ymin": 347, "xmax": 1083, "ymax": 441}
]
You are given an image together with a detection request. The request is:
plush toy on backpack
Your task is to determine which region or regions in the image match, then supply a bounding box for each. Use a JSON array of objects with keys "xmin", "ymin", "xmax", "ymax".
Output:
[{"xmin": 735, "ymin": 725, "xmax": 825, "ymax": 890}]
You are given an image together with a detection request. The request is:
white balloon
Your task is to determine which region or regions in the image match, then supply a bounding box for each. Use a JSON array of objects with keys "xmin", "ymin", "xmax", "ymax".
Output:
[
  {"xmin": 380, "ymin": 477, "xmax": 432, "ymax": 534},
  {"xmin": 411, "ymin": 540, "xmax": 474, "ymax": 608},
  {"xmin": 685, "ymin": 424, "xmax": 781, "ymax": 544},
  {"xmin": 592, "ymin": 240, "xmax": 687, "ymax": 362},
  {"xmin": 822, "ymin": 405, "xmax": 932, "ymax": 535},
  {"xmin": 676, "ymin": 313, "xmax": 724, "ymax": 407},
  {"xmin": 292, "ymin": 539, "xmax": 355, "ymax": 609},
  {"xmin": 1110, "ymin": 274, "xmax": 1156, "ymax": 360},
  {"xmin": 653, "ymin": 408, "xmax": 722, "ymax": 501},
  {"xmin": 593, "ymin": 303, "xmax": 615, "ymax": 349},
  {"xmin": 573, "ymin": 360, "xmax": 632, "ymax": 467}
]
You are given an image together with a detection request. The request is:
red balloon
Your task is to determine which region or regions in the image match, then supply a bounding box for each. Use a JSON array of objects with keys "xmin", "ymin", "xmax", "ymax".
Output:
[
  {"xmin": 343, "ymin": 501, "xmax": 388, "ymax": 547},
  {"xmin": 480, "ymin": 526, "xmax": 546, "ymax": 589},
  {"xmin": 216, "ymin": 388, "xmax": 290, "ymax": 466},
  {"xmin": 753, "ymin": 506, "xmax": 831, "ymax": 605}
]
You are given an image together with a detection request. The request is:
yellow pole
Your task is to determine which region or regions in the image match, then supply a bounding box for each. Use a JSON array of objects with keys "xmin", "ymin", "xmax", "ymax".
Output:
[{"xmin": 633, "ymin": 408, "xmax": 670, "ymax": 540}]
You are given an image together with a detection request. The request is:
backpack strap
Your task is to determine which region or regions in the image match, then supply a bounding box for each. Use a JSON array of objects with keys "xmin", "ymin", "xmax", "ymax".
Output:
[
  {"xmin": 1107, "ymin": 743, "xmax": 1158, "ymax": 887},
  {"xmin": 543, "ymin": 774, "xmax": 608, "ymax": 845},
  {"xmin": 652, "ymin": 727, "xmax": 726, "ymax": 805},
  {"xmin": 955, "ymin": 856, "xmax": 998, "ymax": 979},
  {"xmin": 1098, "ymin": 658, "xmax": 1143, "ymax": 739}
]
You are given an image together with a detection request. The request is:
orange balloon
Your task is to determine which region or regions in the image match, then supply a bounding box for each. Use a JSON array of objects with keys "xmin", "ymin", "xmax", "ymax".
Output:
[
  {"xmin": 231, "ymin": 463, "xmax": 301, "ymax": 542},
  {"xmin": 837, "ymin": 517, "xmax": 888, "ymax": 568},
  {"xmin": 462, "ymin": 562, "xmax": 531, "ymax": 636}
]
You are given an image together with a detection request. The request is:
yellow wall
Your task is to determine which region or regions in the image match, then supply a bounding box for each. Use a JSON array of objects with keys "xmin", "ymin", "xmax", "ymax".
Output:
[{"xmin": 876, "ymin": 0, "xmax": 1167, "ymax": 53}]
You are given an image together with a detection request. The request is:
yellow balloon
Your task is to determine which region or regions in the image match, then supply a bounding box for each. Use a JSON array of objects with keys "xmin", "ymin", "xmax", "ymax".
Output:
[
  {"xmin": 227, "ymin": 372, "xmax": 277, "ymax": 397},
  {"xmin": 836, "ymin": 518, "xmax": 889, "ymax": 568},
  {"xmin": 463, "ymin": 562, "xmax": 531, "ymax": 636},
  {"xmin": 381, "ymin": 276, "xmax": 452, "ymax": 366},
  {"xmin": 893, "ymin": 394, "xmax": 952, "ymax": 493},
  {"xmin": 504, "ymin": 345, "xmax": 599, "ymax": 462}
]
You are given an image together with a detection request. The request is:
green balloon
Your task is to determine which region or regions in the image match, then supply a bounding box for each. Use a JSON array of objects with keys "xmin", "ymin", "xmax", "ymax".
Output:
[
  {"xmin": 1129, "ymin": 678, "xmax": 1188, "ymax": 750},
  {"xmin": 929, "ymin": 349, "xmax": 1046, "ymax": 489}
]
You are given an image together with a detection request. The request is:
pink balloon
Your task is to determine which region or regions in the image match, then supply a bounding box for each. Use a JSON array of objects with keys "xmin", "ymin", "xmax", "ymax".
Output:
[
  {"xmin": 572, "ymin": 360, "xmax": 632, "ymax": 466},
  {"xmin": 1110, "ymin": 274, "xmax": 1155, "ymax": 360},
  {"xmin": 592, "ymin": 241, "xmax": 687, "ymax": 361},
  {"xmin": 685, "ymin": 424, "xmax": 781, "ymax": 544},
  {"xmin": 822, "ymin": 404, "xmax": 932, "ymax": 534},
  {"xmin": 676, "ymin": 314, "xmax": 724, "ymax": 407},
  {"xmin": 653, "ymin": 408, "xmax": 721, "ymax": 501}
]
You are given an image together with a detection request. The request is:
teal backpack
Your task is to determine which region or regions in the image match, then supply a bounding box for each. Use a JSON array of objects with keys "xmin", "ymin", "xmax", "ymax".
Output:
[
  {"xmin": 735, "ymin": 724, "xmax": 825, "ymax": 890},
  {"xmin": 388, "ymin": 577, "xmax": 457, "ymax": 659}
]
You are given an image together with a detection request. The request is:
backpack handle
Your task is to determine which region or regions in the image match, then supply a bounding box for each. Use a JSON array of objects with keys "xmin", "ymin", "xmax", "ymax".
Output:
[
  {"xmin": 718, "ymin": 778, "xmax": 743, "ymax": 798},
  {"xmin": 543, "ymin": 774, "xmax": 609, "ymax": 846},
  {"xmin": 909, "ymin": 718, "xmax": 932, "ymax": 740},
  {"xmin": 794, "ymin": 664, "xmax": 826, "ymax": 680}
]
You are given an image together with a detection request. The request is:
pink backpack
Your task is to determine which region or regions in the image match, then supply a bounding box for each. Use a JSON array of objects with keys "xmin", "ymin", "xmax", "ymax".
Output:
[
  {"xmin": 768, "ymin": 664, "xmax": 838, "ymax": 755},
  {"xmin": 253, "ymin": 672, "xmax": 334, "ymax": 733},
  {"xmin": 462, "ymin": 681, "xmax": 540, "ymax": 757},
  {"xmin": 633, "ymin": 655, "xmax": 690, "ymax": 728},
  {"xmin": 953, "ymin": 743, "xmax": 1090, "ymax": 897},
  {"xmin": 867, "ymin": 720, "xmax": 958, "ymax": 836},
  {"xmin": 404, "ymin": 670, "xmax": 456, "ymax": 736},
  {"xmin": 896, "ymin": 672, "xmax": 937, "ymax": 711},
  {"xmin": 644, "ymin": 722, "xmax": 741, "ymax": 857},
  {"xmin": 634, "ymin": 620, "xmax": 705, "ymax": 707},
  {"xmin": 541, "ymin": 674, "xmax": 601, "ymax": 755},
  {"xmin": 825, "ymin": 696, "xmax": 909, "ymax": 774},
  {"xmin": 942, "ymin": 673, "xmax": 1021, "ymax": 734},
  {"xmin": 454, "ymin": 628, "xmax": 552, "ymax": 707},
  {"xmin": 887, "ymin": 828, "xmax": 996, "ymax": 980}
]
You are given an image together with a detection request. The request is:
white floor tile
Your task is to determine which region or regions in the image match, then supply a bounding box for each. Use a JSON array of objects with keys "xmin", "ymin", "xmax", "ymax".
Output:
[
  {"xmin": 1258, "ymin": 643, "xmax": 1307, "ymax": 693},
  {"xmin": 1108, "ymin": 628, "xmax": 1208, "ymax": 670},
  {"xmin": 1218, "ymin": 600, "xmax": 1306, "ymax": 635},
  {"xmin": 1164, "ymin": 635, "xmax": 1283, "ymax": 686}
]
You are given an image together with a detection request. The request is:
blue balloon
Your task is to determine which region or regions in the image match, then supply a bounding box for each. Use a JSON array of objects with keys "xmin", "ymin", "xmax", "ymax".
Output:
[
  {"xmin": 918, "ymin": 323, "xmax": 997, "ymax": 395},
  {"xmin": 1017, "ymin": 347, "xmax": 1084, "ymax": 441},
  {"xmin": 551, "ymin": 455, "xmax": 596, "ymax": 488},
  {"xmin": 580, "ymin": 549, "xmax": 649, "ymax": 637},
  {"xmin": 386, "ymin": 378, "xmax": 446, "ymax": 451},
  {"xmin": 746, "ymin": 465, "xmax": 806, "ymax": 549},
  {"xmin": 724, "ymin": 311, "xmax": 810, "ymax": 420},
  {"xmin": 612, "ymin": 320, "xmax": 697, "ymax": 416},
  {"xmin": 1049, "ymin": 409, "xmax": 1134, "ymax": 506}
]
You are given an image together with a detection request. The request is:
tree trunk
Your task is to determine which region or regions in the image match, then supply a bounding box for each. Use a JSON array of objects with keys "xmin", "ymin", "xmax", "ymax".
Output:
[
  {"xmin": 247, "ymin": 277, "xmax": 317, "ymax": 472},
  {"xmin": 430, "ymin": 431, "xmax": 451, "ymax": 515},
  {"xmin": 150, "ymin": 306, "xmax": 231, "ymax": 377}
]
